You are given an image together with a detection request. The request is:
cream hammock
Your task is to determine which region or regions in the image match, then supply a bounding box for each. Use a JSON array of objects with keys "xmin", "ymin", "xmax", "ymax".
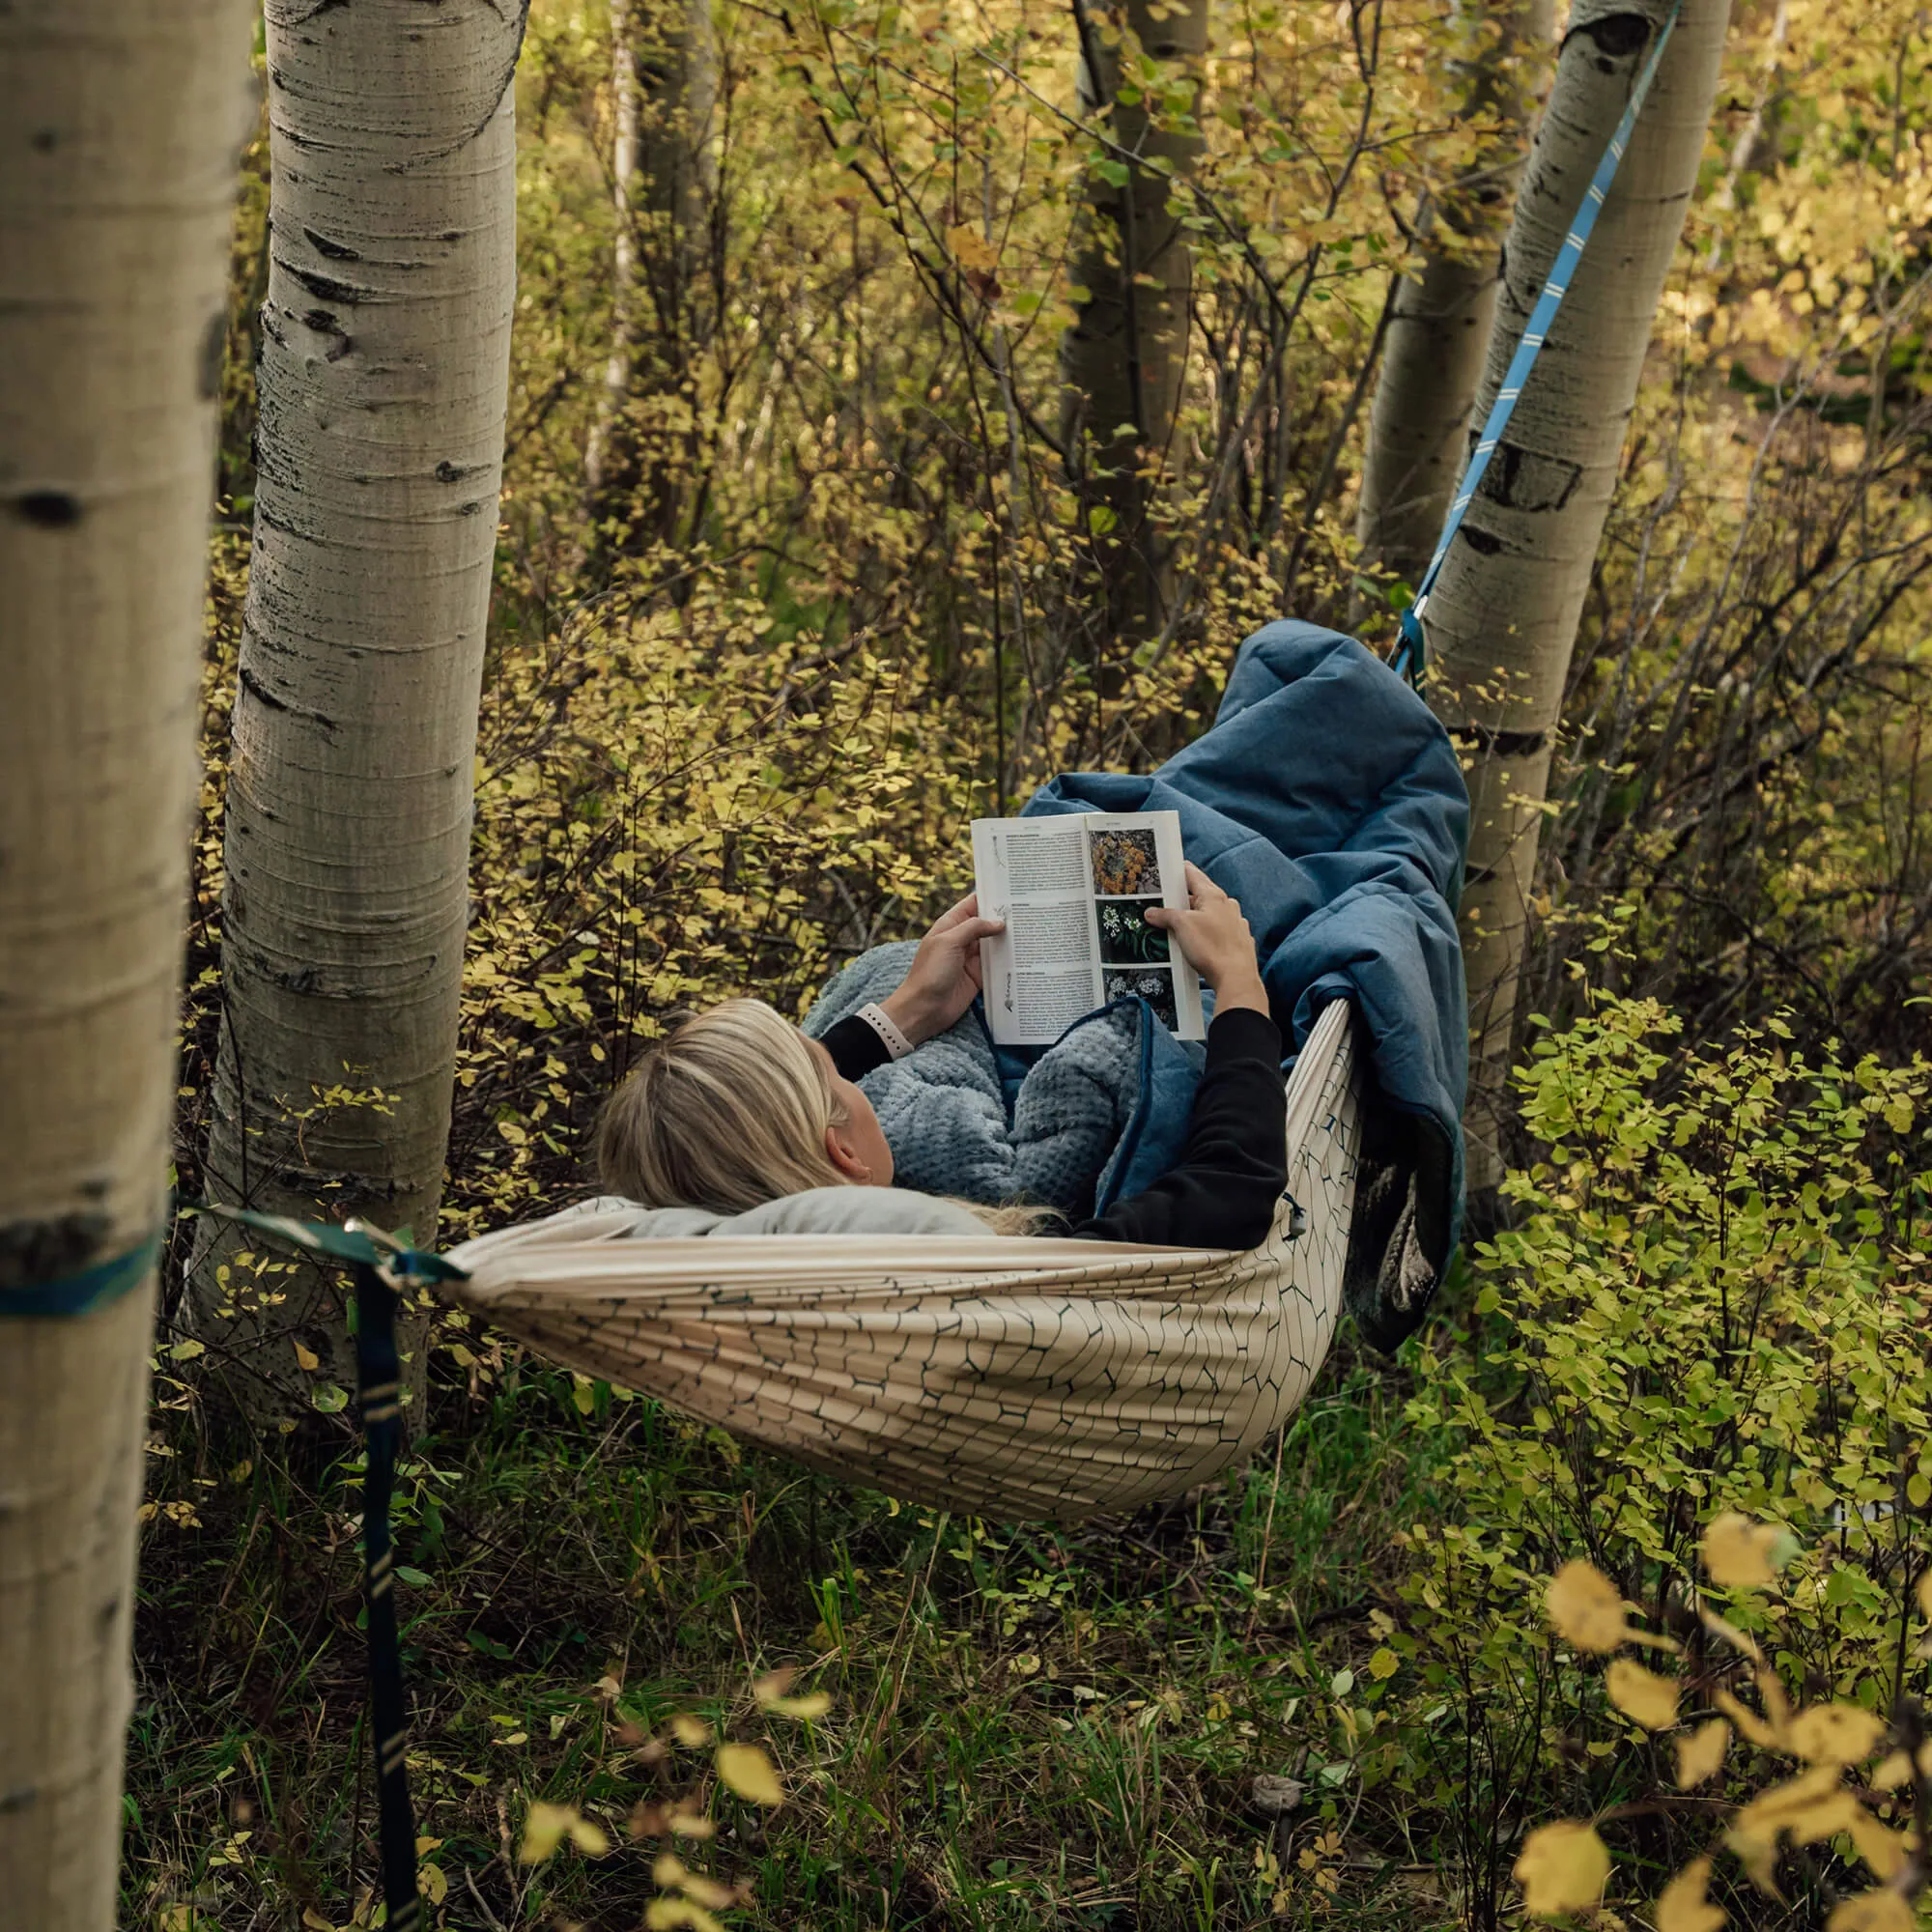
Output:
[{"xmin": 440, "ymin": 999, "xmax": 1362, "ymax": 1521}]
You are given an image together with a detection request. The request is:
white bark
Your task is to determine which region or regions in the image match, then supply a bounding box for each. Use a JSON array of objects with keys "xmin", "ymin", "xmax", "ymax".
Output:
[
  {"xmin": 1422, "ymin": 0, "xmax": 1731, "ymax": 1189},
  {"xmin": 0, "ymin": 4, "xmax": 252, "ymax": 1926},
  {"xmin": 193, "ymin": 0, "xmax": 524, "ymax": 1405},
  {"xmin": 1356, "ymin": 0, "xmax": 1555, "ymax": 594}
]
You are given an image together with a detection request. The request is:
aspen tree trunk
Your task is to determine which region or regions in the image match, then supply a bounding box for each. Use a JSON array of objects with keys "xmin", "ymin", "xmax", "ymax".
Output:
[
  {"xmin": 192, "ymin": 0, "xmax": 525, "ymax": 1411},
  {"xmin": 1423, "ymin": 0, "xmax": 1729, "ymax": 1190},
  {"xmin": 1356, "ymin": 0, "xmax": 1554, "ymax": 596},
  {"xmin": 1060, "ymin": 0, "xmax": 1209, "ymax": 646},
  {"xmin": 0, "ymin": 4, "xmax": 252, "ymax": 1924},
  {"xmin": 582, "ymin": 0, "xmax": 718, "ymax": 536}
]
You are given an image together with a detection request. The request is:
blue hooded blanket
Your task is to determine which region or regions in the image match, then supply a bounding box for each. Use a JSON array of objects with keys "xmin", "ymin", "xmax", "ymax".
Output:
[{"xmin": 808, "ymin": 621, "xmax": 1468, "ymax": 1350}]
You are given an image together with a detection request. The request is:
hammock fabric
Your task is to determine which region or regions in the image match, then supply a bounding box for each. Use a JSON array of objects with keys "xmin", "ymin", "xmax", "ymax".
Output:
[{"xmin": 443, "ymin": 1001, "xmax": 1361, "ymax": 1522}]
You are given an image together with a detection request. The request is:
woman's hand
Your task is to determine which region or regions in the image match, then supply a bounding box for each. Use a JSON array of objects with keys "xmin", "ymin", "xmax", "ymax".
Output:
[
  {"xmin": 880, "ymin": 894, "xmax": 1007, "ymax": 1045},
  {"xmin": 1146, "ymin": 864, "xmax": 1268, "ymax": 1016}
]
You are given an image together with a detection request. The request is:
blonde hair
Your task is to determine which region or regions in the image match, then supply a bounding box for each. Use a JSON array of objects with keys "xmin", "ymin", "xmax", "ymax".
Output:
[
  {"xmin": 598, "ymin": 999, "xmax": 847, "ymax": 1213},
  {"xmin": 596, "ymin": 997, "xmax": 1055, "ymax": 1234}
]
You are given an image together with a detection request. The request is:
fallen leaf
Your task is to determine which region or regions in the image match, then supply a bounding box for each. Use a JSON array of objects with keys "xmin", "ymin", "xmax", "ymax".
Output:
[
  {"xmin": 669, "ymin": 1714, "xmax": 713, "ymax": 1747},
  {"xmin": 1546, "ymin": 1562, "xmax": 1629, "ymax": 1653},
  {"xmin": 1606, "ymin": 1658, "xmax": 1679, "ymax": 1730},
  {"xmin": 294, "ymin": 1342, "xmax": 320, "ymax": 1372},
  {"xmin": 1656, "ymin": 1855, "xmax": 1725, "ymax": 1932},
  {"xmin": 1515, "ymin": 1820, "xmax": 1610, "ymax": 1917}
]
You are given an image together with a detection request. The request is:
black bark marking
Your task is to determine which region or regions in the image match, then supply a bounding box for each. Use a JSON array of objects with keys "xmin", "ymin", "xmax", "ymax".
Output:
[
  {"xmin": 240, "ymin": 665, "xmax": 338, "ymax": 734},
  {"xmin": 13, "ymin": 492, "xmax": 82, "ymax": 528},
  {"xmin": 30, "ymin": 128, "xmax": 57, "ymax": 152},
  {"xmin": 1461, "ymin": 525, "xmax": 1503, "ymax": 555},
  {"xmin": 1574, "ymin": 11, "xmax": 1652, "ymax": 57},
  {"xmin": 434, "ymin": 459, "xmax": 487, "ymax": 483},
  {"xmin": 302, "ymin": 226, "xmax": 361, "ymax": 262},
  {"xmin": 301, "ymin": 308, "xmax": 338, "ymax": 332},
  {"xmin": 0, "ymin": 1210, "xmax": 112, "ymax": 1291},
  {"xmin": 0, "ymin": 1786, "xmax": 39, "ymax": 1817},
  {"xmin": 287, "ymin": 265, "xmax": 371, "ymax": 306}
]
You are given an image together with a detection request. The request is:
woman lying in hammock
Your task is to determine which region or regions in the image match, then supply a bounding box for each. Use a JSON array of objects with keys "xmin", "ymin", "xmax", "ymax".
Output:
[{"xmin": 595, "ymin": 863, "xmax": 1288, "ymax": 1251}]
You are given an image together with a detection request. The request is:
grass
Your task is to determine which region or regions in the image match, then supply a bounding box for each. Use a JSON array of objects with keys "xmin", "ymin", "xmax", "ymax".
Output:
[{"xmin": 126, "ymin": 1324, "xmax": 1458, "ymax": 1932}]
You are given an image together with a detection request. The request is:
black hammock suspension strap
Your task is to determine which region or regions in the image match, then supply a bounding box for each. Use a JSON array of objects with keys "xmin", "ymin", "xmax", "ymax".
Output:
[
  {"xmin": 355, "ymin": 1257, "xmax": 424, "ymax": 1932},
  {"xmin": 183, "ymin": 1203, "xmax": 467, "ymax": 1931}
]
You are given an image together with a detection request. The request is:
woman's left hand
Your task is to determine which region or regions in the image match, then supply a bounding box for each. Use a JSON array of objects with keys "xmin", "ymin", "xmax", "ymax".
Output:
[{"xmin": 880, "ymin": 894, "xmax": 1006, "ymax": 1045}]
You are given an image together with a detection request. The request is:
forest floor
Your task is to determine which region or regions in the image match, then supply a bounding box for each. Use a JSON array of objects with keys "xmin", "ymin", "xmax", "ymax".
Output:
[{"xmin": 126, "ymin": 1322, "xmax": 1450, "ymax": 1932}]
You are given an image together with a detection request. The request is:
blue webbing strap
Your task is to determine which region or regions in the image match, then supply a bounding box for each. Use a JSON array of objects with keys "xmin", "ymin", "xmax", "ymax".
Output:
[
  {"xmin": 0, "ymin": 1236, "xmax": 161, "ymax": 1318},
  {"xmin": 182, "ymin": 1202, "xmax": 467, "ymax": 1931},
  {"xmin": 1390, "ymin": 0, "xmax": 1683, "ymax": 684}
]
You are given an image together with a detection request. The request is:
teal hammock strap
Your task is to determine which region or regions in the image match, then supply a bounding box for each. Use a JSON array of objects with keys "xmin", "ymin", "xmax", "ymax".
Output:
[
  {"xmin": 0, "ymin": 1236, "xmax": 161, "ymax": 1318},
  {"xmin": 1389, "ymin": 0, "xmax": 1683, "ymax": 685}
]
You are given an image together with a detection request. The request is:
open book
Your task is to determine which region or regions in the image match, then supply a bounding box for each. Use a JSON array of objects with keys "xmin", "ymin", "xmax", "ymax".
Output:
[{"xmin": 971, "ymin": 810, "xmax": 1206, "ymax": 1045}]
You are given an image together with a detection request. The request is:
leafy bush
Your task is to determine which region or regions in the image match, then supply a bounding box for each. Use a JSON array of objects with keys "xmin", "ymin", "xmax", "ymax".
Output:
[{"xmin": 1393, "ymin": 996, "xmax": 1931, "ymax": 1925}]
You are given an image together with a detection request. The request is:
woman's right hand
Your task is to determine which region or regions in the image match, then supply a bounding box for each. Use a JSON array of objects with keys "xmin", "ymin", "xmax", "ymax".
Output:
[{"xmin": 1146, "ymin": 864, "xmax": 1269, "ymax": 1016}]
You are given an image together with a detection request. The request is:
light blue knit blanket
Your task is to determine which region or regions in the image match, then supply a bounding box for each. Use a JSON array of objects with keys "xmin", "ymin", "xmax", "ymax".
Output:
[{"xmin": 803, "ymin": 941, "xmax": 1206, "ymax": 1219}]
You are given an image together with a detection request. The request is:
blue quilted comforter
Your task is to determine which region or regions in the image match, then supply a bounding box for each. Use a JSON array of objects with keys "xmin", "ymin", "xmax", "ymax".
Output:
[{"xmin": 807, "ymin": 620, "xmax": 1468, "ymax": 1349}]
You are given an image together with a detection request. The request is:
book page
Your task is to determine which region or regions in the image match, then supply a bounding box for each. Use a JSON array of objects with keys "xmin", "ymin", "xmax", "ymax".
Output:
[
  {"xmin": 971, "ymin": 818, "xmax": 1099, "ymax": 1044},
  {"xmin": 972, "ymin": 810, "xmax": 1207, "ymax": 1046}
]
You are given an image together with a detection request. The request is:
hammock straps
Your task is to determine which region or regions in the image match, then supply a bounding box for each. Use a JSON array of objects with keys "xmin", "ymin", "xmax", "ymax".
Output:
[
  {"xmin": 1388, "ymin": 0, "xmax": 1683, "ymax": 685},
  {"xmin": 182, "ymin": 1202, "xmax": 464, "ymax": 1927},
  {"xmin": 355, "ymin": 1257, "xmax": 425, "ymax": 1932}
]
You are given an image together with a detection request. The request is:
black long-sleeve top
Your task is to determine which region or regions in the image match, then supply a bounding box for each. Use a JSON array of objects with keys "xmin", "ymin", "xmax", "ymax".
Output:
[{"xmin": 820, "ymin": 1006, "xmax": 1288, "ymax": 1250}]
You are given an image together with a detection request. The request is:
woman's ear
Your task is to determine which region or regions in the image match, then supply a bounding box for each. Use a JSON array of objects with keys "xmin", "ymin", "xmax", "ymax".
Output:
[{"xmin": 823, "ymin": 1122, "xmax": 870, "ymax": 1183}]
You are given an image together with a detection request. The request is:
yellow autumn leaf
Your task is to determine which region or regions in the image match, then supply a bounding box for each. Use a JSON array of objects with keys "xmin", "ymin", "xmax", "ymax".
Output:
[
  {"xmin": 1917, "ymin": 1570, "xmax": 1932, "ymax": 1622},
  {"xmin": 1369, "ymin": 1646, "xmax": 1400, "ymax": 1681},
  {"xmin": 1828, "ymin": 1889, "xmax": 1914, "ymax": 1932},
  {"xmin": 1605, "ymin": 1658, "xmax": 1679, "ymax": 1731},
  {"xmin": 1677, "ymin": 1718, "xmax": 1731, "ymax": 1788},
  {"xmin": 945, "ymin": 224, "xmax": 999, "ymax": 274},
  {"xmin": 1514, "ymin": 1820, "xmax": 1610, "ymax": 1916},
  {"xmin": 653, "ymin": 1853, "xmax": 738, "ymax": 1909},
  {"xmin": 518, "ymin": 1801, "xmax": 576, "ymax": 1864},
  {"xmin": 645, "ymin": 1900, "xmax": 726, "ymax": 1932},
  {"xmin": 568, "ymin": 1813, "xmax": 611, "ymax": 1856},
  {"xmin": 1846, "ymin": 1808, "xmax": 1910, "ymax": 1882},
  {"xmin": 1702, "ymin": 1513, "xmax": 1780, "ymax": 1588},
  {"xmin": 1712, "ymin": 1687, "xmax": 1783, "ymax": 1750},
  {"xmin": 1871, "ymin": 1750, "xmax": 1913, "ymax": 1790},
  {"xmin": 715, "ymin": 1742, "xmax": 784, "ymax": 1806},
  {"xmin": 294, "ymin": 1341, "xmax": 320, "ymax": 1372},
  {"xmin": 669, "ymin": 1714, "xmax": 714, "ymax": 1747},
  {"xmin": 1787, "ymin": 1703, "xmax": 1886, "ymax": 1765},
  {"xmin": 1656, "ymin": 1856, "xmax": 1725, "ymax": 1932},
  {"xmin": 1546, "ymin": 1561, "xmax": 1629, "ymax": 1653},
  {"xmin": 769, "ymin": 1690, "xmax": 833, "ymax": 1719}
]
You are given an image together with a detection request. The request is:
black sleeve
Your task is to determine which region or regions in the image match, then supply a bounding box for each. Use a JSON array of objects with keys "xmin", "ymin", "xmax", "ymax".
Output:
[
  {"xmin": 1072, "ymin": 1007, "xmax": 1287, "ymax": 1249},
  {"xmin": 821, "ymin": 1013, "xmax": 891, "ymax": 1081}
]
